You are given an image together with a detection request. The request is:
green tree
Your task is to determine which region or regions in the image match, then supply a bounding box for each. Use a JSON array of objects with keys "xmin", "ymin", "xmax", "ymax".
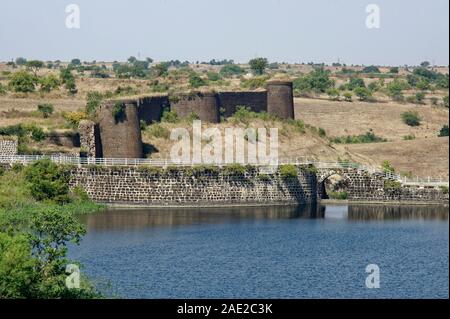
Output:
[
  {"xmin": 24, "ymin": 159, "xmax": 70, "ymax": 203},
  {"xmin": 219, "ymin": 64, "xmax": 244, "ymax": 77},
  {"xmin": 70, "ymin": 58, "xmax": 81, "ymax": 66},
  {"xmin": 249, "ymin": 58, "xmax": 268, "ymax": 75},
  {"xmin": 362, "ymin": 65, "xmax": 380, "ymax": 73},
  {"xmin": 354, "ymin": 87, "xmax": 372, "ymax": 101},
  {"xmin": 15, "ymin": 57, "xmax": 27, "ymax": 66},
  {"xmin": 151, "ymin": 63, "xmax": 169, "ymax": 77},
  {"xmin": 8, "ymin": 71, "xmax": 37, "ymax": 93},
  {"xmin": 85, "ymin": 91, "xmax": 103, "ymax": 116},
  {"xmin": 381, "ymin": 160, "xmax": 395, "ymax": 173},
  {"xmin": 346, "ymin": 77, "xmax": 366, "ymax": 90},
  {"xmin": 389, "ymin": 67, "xmax": 399, "ymax": 74},
  {"xmin": 26, "ymin": 60, "xmax": 44, "ymax": 76}
]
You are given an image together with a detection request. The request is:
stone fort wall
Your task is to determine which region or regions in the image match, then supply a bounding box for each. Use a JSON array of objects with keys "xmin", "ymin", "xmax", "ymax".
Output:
[
  {"xmin": 68, "ymin": 165, "xmax": 319, "ymax": 206},
  {"xmin": 67, "ymin": 165, "xmax": 448, "ymax": 206}
]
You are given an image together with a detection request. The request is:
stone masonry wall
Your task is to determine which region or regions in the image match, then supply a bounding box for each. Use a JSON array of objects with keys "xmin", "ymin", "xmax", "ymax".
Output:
[
  {"xmin": 69, "ymin": 166, "xmax": 318, "ymax": 206},
  {"xmin": 0, "ymin": 137, "xmax": 18, "ymax": 155}
]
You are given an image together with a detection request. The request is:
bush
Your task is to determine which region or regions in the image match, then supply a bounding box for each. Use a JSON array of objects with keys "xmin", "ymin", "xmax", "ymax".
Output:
[
  {"xmin": 354, "ymin": 87, "xmax": 372, "ymax": 101},
  {"xmin": 346, "ymin": 77, "xmax": 366, "ymax": 90},
  {"xmin": 37, "ymin": 103, "xmax": 54, "ymax": 118},
  {"xmin": 384, "ymin": 180, "xmax": 402, "ymax": 190},
  {"xmin": 8, "ymin": 71, "xmax": 37, "ymax": 93},
  {"xmin": 24, "ymin": 159, "xmax": 70, "ymax": 203},
  {"xmin": 443, "ymin": 96, "xmax": 449, "ymax": 108},
  {"xmin": 293, "ymin": 68, "xmax": 334, "ymax": 93},
  {"xmin": 240, "ymin": 76, "xmax": 268, "ymax": 90},
  {"xmin": 85, "ymin": 91, "xmax": 103, "ymax": 116},
  {"xmin": 280, "ymin": 164, "xmax": 298, "ymax": 180},
  {"xmin": 381, "ymin": 160, "xmax": 395, "ymax": 173},
  {"xmin": 326, "ymin": 88, "xmax": 340, "ymax": 101},
  {"xmin": 363, "ymin": 66, "xmax": 380, "ymax": 73},
  {"xmin": 389, "ymin": 67, "xmax": 399, "ymax": 74},
  {"xmin": 112, "ymin": 102, "xmax": 126, "ymax": 123},
  {"xmin": 161, "ymin": 110, "xmax": 179, "ymax": 123},
  {"xmin": 401, "ymin": 111, "xmax": 421, "ymax": 126},
  {"xmin": 403, "ymin": 134, "xmax": 416, "ymax": 140},
  {"xmin": 189, "ymin": 75, "xmax": 207, "ymax": 88},
  {"xmin": 332, "ymin": 130, "xmax": 387, "ymax": 144},
  {"xmin": 207, "ymin": 72, "xmax": 221, "ymax": 81},
  {"xmin": 438, "ymin": 125, "xmax": 449, "ymax": 137},
  {"xmin": 0, "ymin": 83, "xmax": 7, "ymax": 95},
  {"xmin": 223, "ymin": 163, "xmax": 247, "ymax": 176},
  {"xmin": 38, "ymin": 74, "xmax": 60, "ymax": 92},
  {"xmin": 343, "ymin": 92, "xmax": 353, "ymax": 102},
  {"xmin": 219, "ymin": 64, "xmax": 244, "ymax": 77},
  {"xmin": 327, "ymin": 191, "xmax": 348, "ymax": 200},
  {"xmin": 63, "ymin": 111, "xmax": 88, "ymax": 128},
  {"xmin": 147, "ymin": 124, "xmax": 170, "ymax": 139}
]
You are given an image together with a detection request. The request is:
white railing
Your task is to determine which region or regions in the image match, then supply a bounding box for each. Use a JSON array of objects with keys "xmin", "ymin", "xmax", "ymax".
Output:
[{"xmin": 0, "ymin": 155, "xmax": 448, "ymax": 186}]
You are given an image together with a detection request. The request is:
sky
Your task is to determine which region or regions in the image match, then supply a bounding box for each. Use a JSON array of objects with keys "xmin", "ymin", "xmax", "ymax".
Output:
[{"xmin": 0, "ymin": 0, "xmax": 448, "ymax": 66}]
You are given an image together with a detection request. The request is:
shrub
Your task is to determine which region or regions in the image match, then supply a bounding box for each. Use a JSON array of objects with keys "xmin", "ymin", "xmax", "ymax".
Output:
[
  {"xmin": 112, "ymin": 102, "xmax": 126, "ymax": 123},
  {"xmin": 403, "ymin": 134, "xmax": 416, "ymax": 140},
  {"xmin": 362, "ymin": 66, "xmax": 380, "ymax": 73},
  {"xmin": 24, "ymin": 159, "xmax": 70, "ymax": 203},
  {"xmin": 147, "ymin": 124, "xmax": 170, "ymax": 139},
  {"xmin": 346, "ymin": 77, "xmax": 366, "ymax": 90},
  {"xmin": 381, "ymin": 160, "xmax": 395, "ymax": 173},
  {"xmin": 8, "ymin": 71, "xmax": 37, "ymax": 92},
  {"xmin": 326, "ymin": 88, "xmax": 340, "ymax": 101},
  {"xmin": 189, "ymin": 75, "xmax": 207, "ymax": 88},
  {"xmin": 414, "ymin": 92, "xmax": 426, "ymax": 104},
  {"xmin": 240, "ymin": 76, "xmax": 268, "ymax": 90},
  {"xmin": 161, "ymin": 110, "xmax": 179, "ymax": 123},
  {"xmin": 85, "ymin": 91, "xmax": 103, "ymax": 116},
  {"xmin": 207, "ymin": 72, "xmax": 221, "ymax": 81},
  {"xmin": 280, "ymin": 164, "xmax": 298, "ymax": 179},
  {"xmin": 38, "ymin": 74, "xmax": 60, "ymax": 92},
  {"xmin": 223, "ymin": 163, "xmax": 247, "ymax": 176},
  {"xmin": 29, "ymin": 126, "xmax": 47, "ymax": 142},
  {"xmin": 219, "ymin": 64, "xmax": 244, "ymax": 77},
  {"xmin": 439, "ymin": 186, "xmax": 449, "ymax": 195},
  {"xmin": 384, "ymin": 180, "xmax": 402, "ymax": 190},
  {"xmin": 438, "ymin": 125, "xmax": 449, "ymax": 137},
  {"xmin": 332, "ymin": 130, "xmax": 386, "ymax": 144},
  {"xmin": 354, "ymin": 87, "xmax": 372, "ymax": 101},
  {"xmin": 293, "ymin": 68, "xmax": 334, "ymax": 93},
  {"xmin": 0, "ymin": 83, "xmax": 7, "ymax": 95},
  {"xmin": 389, "ymin": 67, "xmax": 399, "ymax": 74},
  {"xmin": 343, "ymin": 92, "xmax": 353, "ymax": 102},
  {"xmin": 443, "ymin": 96, "xmax": 449, "ymax": 108},
  {"xmin": 401, "ymin": 111, "xmax": 421, "ymax": 126},
  {"xmin": 63, "ymin": 111, "xmax": 88, "ymax": 128},
  {"xmin": 327, "ymin": 191, "xmax": 348, "ymax": 200},
  {"xmin": 37, "ymin": 103, "xmax": 54, "ymax": 118}
]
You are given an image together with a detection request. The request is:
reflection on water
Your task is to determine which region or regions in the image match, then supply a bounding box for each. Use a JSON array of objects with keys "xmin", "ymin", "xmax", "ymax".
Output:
[
  {"xmin": 79, "ymin": 204, "xmax": 448, "ymax": 230},
  {"xmin": 72, "ymin": 204, "xmax": 449, "ymax": 299},
  {"xmin": 348, "ymin": 204, "xmax": 449, "ymax": 221},
  {"xmin": 79, "ymin": 204, "xmax": 325, "ymax": 231}
]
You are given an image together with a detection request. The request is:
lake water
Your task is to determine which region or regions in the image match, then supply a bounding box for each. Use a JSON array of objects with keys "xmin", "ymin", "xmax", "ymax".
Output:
[{"xmin": 70, "ymin": 204, "xmax": 449, "ymax": 299}]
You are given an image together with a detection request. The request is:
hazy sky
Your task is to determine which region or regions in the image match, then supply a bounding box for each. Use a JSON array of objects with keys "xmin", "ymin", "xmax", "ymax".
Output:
[{"xmin": 0, "ymin": 0, "xmax": 448, "ymax": 65}]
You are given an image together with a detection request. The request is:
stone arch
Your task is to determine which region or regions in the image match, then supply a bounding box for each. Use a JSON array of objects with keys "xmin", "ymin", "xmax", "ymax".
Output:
[{"xmin": 319, "ymin": 172, "xmax": 351, "ymax": 200}]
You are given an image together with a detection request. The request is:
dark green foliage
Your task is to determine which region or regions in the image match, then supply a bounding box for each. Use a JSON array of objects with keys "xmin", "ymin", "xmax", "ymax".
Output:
[
  {"xmin": 112, "ymin": 102, "xmax": 126, "ymax": 123},
  {"xmin": 240, "ymin": 76, "xmax": 268, "ymax": 90},
  {"xmin": 219, "ymin": 64, "xmax": 244, "ymax": 77},
  {"xmin": 362, "ymin": 66, "xmax": 380, "ymax": 73},
  {"xmin": 384, "ymin": 180, "xmax": 402, "ymax": 190},
  {"xmin": 37, "ymin": 103, "xmax": 54, "ymax": 118},
  {"xmin": 85, "ymin": 91, "xmax": 103, "ymax": 116},
  {"xmin": 327, "ymin": 191, "xmax": 348, "ymax": 200},
  {"xmin": 161, "ymin": 110, "xmax": 179, "ymax": 123},
  {"xmin": 24, "ymin": 159, "xmax": 70, "ymax": 203},
  {"xmin": 332, "ymin": 130, "xmax": 387, "ymax": 144},
  {"xmin": 223, "ymin": 163, "xmax": 247, "ymax": 176},
  {"xmin": 249, "ymin": 58, "xmax": 269, "ymax": 75},
  {"xmin": 438, "ymin": 125, "xmax": 449, "ymax": 137},
  {"xmin": 293, "ymin": 68, "xmax": 334, "ymax": 94},
  {"xmin": 354, "ymin": 87, "xmax": 372, "ymax": 101},
  {"xmin": 346, "ymin": 77, "xmax": 366, "ymax": 90},
  {"xmin": 401, "ymin": 111, "xmax": 421, "ymax": 126},
  {"xmin": 8, "ymin": 71, "xmax": 37, "ymax": 93},
  {"xmin": 443, "ymin": 96, "xmax": 449, "ymax": 108},
  {"xmin": 189, "ymin": 74, "xmax": 207, "ymax": 88}
]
